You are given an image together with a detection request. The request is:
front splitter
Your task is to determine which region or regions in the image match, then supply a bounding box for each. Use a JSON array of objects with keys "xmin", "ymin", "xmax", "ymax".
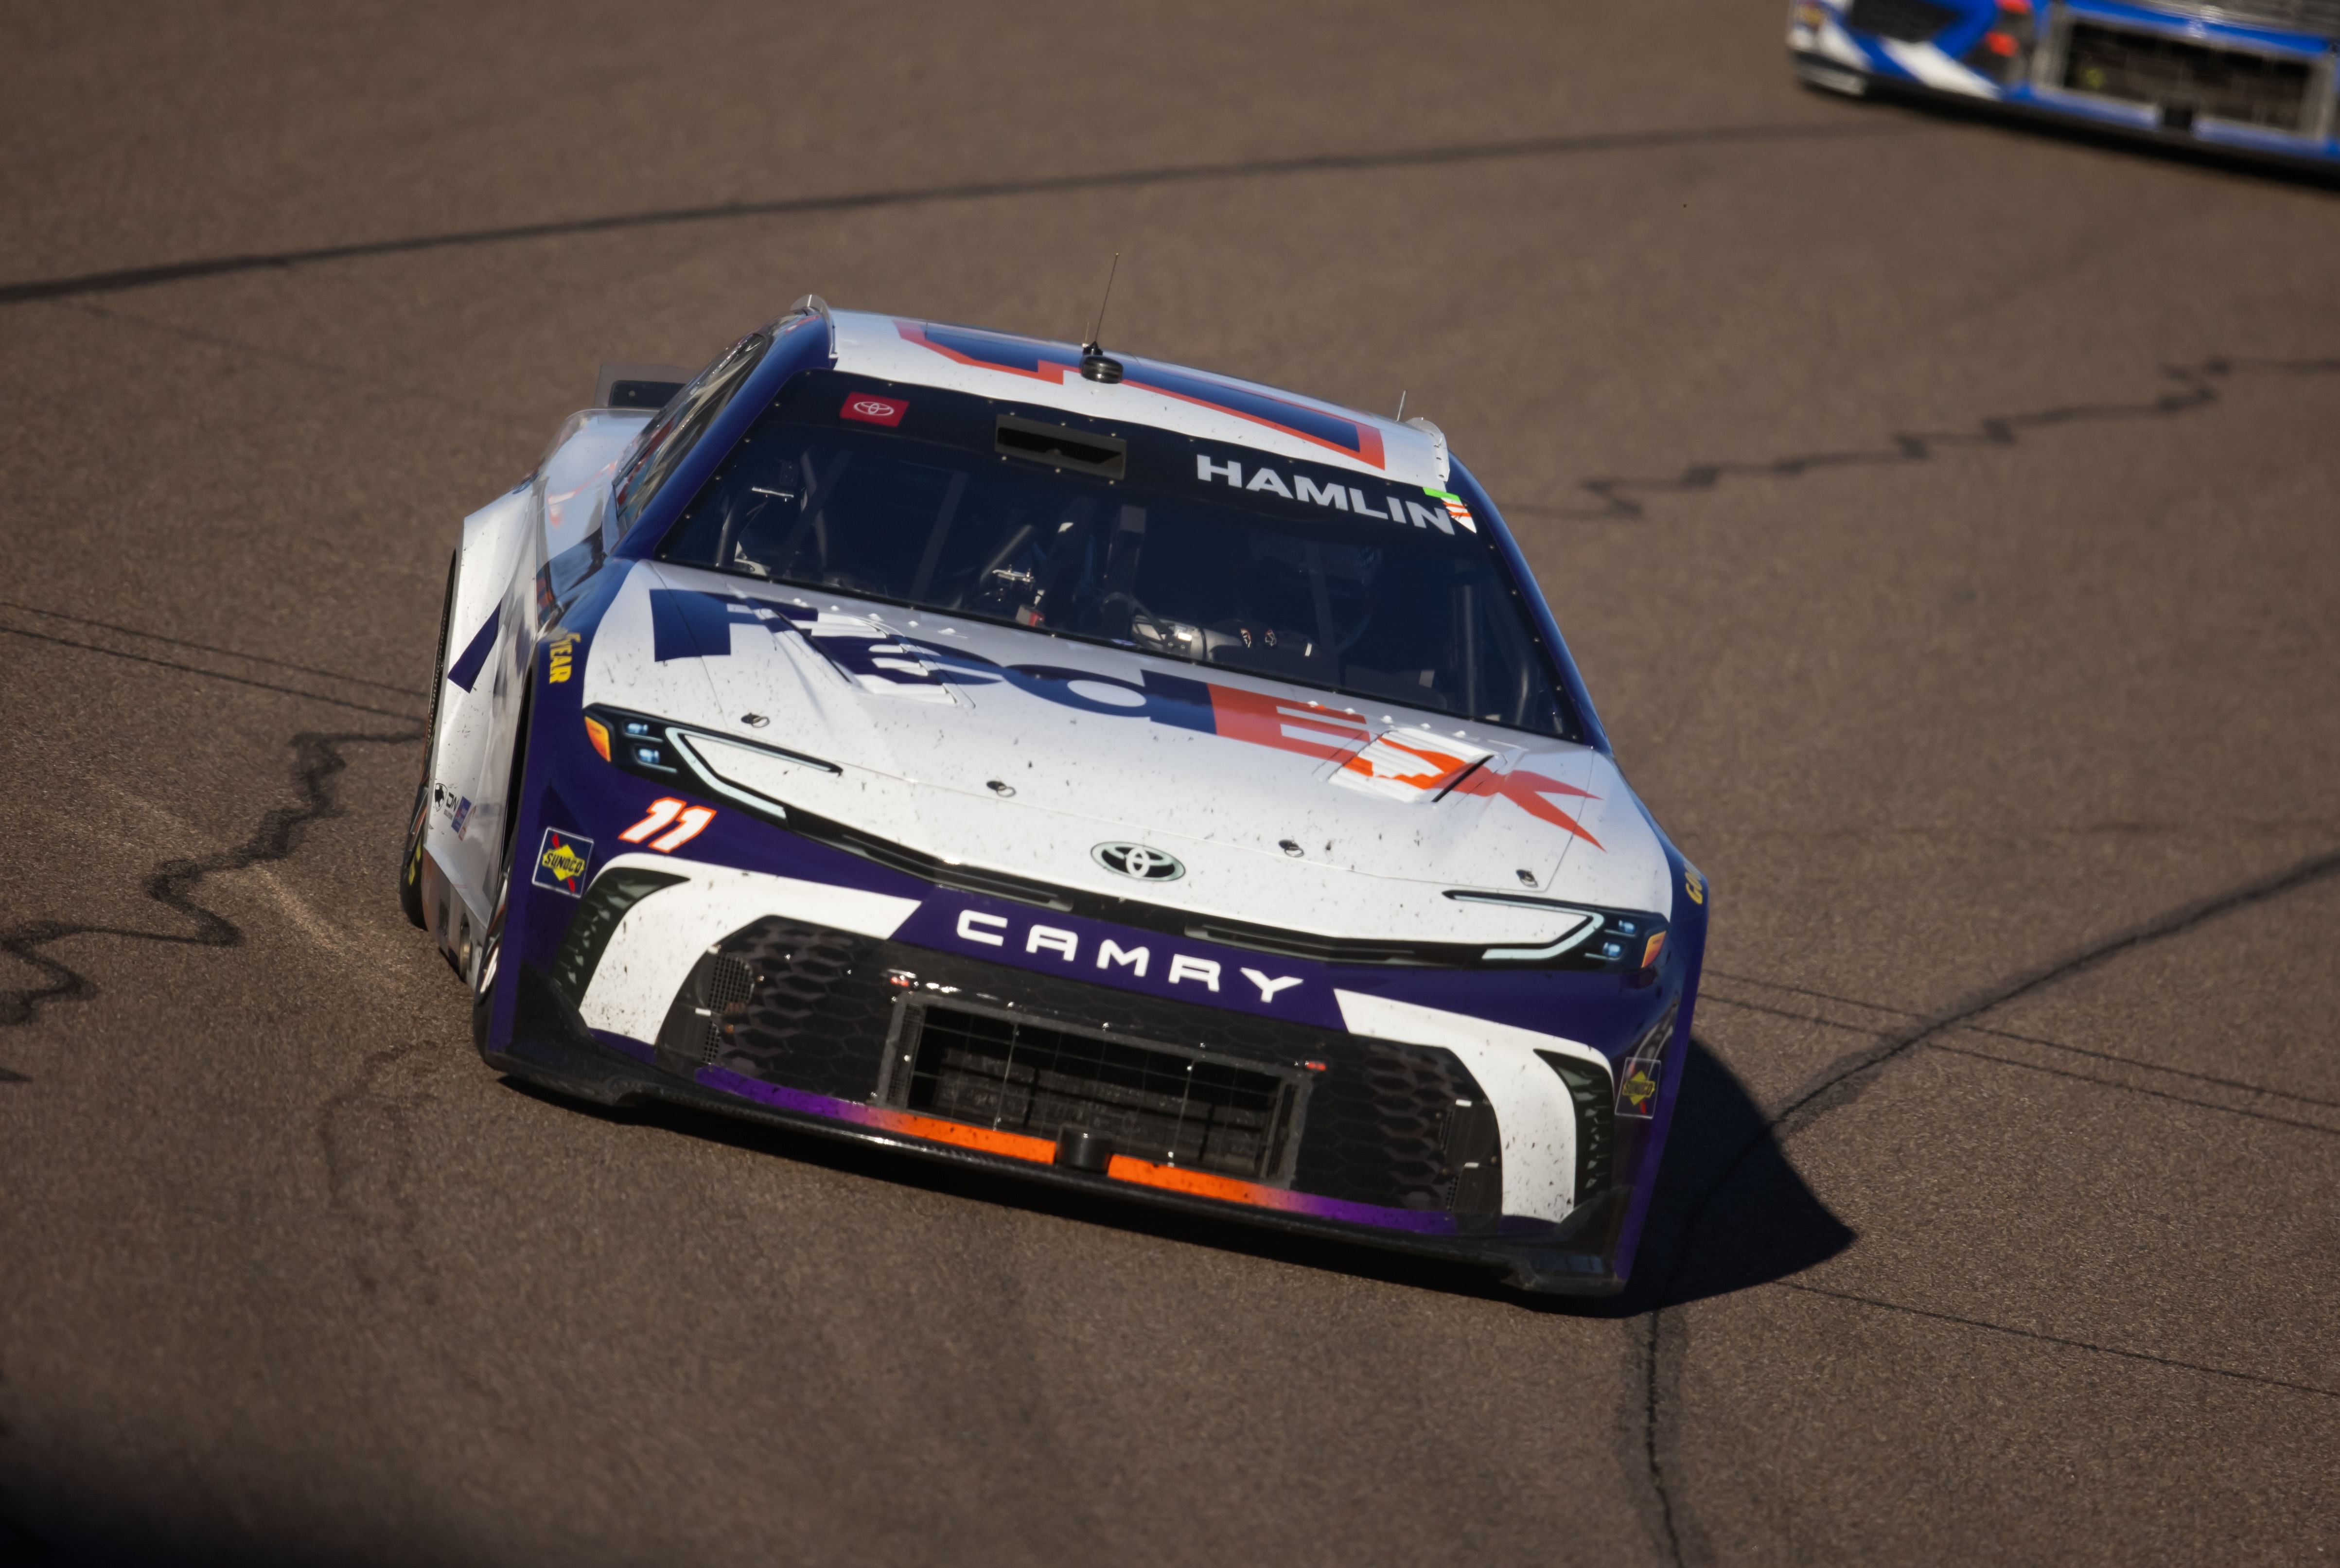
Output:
[{"xmin": 482, "ymin": 1024, "xmax": 1627, "ymax": 1296}]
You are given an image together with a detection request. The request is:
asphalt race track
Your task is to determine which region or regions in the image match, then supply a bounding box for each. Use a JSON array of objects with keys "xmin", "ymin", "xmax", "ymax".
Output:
[{"xmin": 3, "ymin": 5, "xmax": 2337, "ymax": 1563}]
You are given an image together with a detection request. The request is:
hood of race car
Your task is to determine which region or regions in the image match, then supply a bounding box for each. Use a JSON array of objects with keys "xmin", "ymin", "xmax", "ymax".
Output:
[{"xmin": 578, "ymin": 561, "xmax": 1674, "ymax": 945}]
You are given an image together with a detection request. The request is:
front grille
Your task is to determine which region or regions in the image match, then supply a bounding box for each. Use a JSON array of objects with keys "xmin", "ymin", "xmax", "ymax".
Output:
[
  {"xmin": 600, "ymin": 908, "xmax": 1507, "ymax": 1215},
  {"xmin": 2063, "ymin": 20, "xmax": 2318, "ymax": 129},
  {"xmin": 2138, "ymin": 0, "xmax": 2340, "ymax": 34},
  {"xmin": 901, "ymin": 1002, "xmax": 1305, "ymax": 1182},
  {"xmin": 1845, "ymin": 0, "xmax": 1962, "ymax": 40},
  {"xmin": 702, "ymin": 916, "xmax": 893, "ymax": 1098}
]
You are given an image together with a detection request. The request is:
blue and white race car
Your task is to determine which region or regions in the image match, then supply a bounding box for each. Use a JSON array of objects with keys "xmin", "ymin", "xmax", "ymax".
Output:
[
  {"xmin": 399, "ymin": 298, "xmax": 1707, "ymax": 1294},
  {"xmin": 1791, "ymin": 0, "xmax": 2340, "ymax": 168}
]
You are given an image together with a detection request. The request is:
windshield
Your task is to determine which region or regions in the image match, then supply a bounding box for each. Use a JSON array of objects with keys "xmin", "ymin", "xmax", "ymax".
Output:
[{"xmin": 656, "ymin": 370, "xmax": 1576, "ymax": 739}]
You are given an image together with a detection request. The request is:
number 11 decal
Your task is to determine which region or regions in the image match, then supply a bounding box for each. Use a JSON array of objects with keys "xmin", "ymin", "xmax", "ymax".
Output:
[{"xmin": 618, "ymin": 796, "xmax": 716, "ymax": 853}]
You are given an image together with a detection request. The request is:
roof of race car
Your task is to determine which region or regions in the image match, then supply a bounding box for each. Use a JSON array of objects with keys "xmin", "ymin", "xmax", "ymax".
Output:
[{"xmin": 827, "ymin": 309, "xmax": 1450, "ymax": 489}]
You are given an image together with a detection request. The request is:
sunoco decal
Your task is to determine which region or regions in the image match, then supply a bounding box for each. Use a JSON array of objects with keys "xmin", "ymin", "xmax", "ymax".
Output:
[{"xmin": 534, "ymin": 828, "xmax": 594, "ymax": 896}]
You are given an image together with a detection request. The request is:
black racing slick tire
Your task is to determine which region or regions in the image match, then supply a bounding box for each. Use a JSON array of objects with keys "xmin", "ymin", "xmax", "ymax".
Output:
[{"xmin": 399, "ymin": 550, "xmax": 458, "ymax": 928}]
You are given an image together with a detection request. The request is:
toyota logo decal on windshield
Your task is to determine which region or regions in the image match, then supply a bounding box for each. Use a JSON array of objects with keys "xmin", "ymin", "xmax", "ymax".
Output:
[
  {"xmin": 839, "ymin": 392, "xmax": 908, "ymax": 427},
  {"xmin": 1092, "ymin": 842, "xmax": 1185, "ymax": 881}
]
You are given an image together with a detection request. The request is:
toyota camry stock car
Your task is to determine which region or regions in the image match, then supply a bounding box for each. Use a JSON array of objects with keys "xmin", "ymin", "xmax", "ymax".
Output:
[
  {"xmin": 398, "ymin": 297, "xmax": 1708, "ymax": 1294},
  {"xmin": 1791, "ymin": 0, "xmax": 2340, "ymax": 168}
]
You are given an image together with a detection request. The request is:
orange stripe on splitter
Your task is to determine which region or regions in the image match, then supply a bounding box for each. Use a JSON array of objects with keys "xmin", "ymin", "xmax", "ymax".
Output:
[
  {"xmin": 1107, "ymin": 1155, "xmax": 1287, "ymax": 1208},
  {"xmin": 882, "ymin": 1110, "xmax": 1057, "ymax": 1164}
]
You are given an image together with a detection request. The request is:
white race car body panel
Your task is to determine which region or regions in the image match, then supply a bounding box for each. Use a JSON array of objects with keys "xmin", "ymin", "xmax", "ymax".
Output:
[
  {"xmin": 831, "ymin": 310, "xmax": 1449, "ymax": 487},
  {"xmin": 422, "ymin": 410, "xmax": 649, "ymax": 941},
  {"xmin": 577, "ymin": 853, "xmax": 922, "ymax": 1043},
  {"xmin": 580, "ymin": 557, "xmax": 1674, "ymax": 945},
  {"xmin": 1331, "ymin": 990, "xmax": 1606, "ymax": 1222}
]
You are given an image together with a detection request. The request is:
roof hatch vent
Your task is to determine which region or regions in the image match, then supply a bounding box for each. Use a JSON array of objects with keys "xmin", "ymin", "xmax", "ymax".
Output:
[{"xmin": 995, "ymin": 415, "xmax": 1127, "ymax": 480}]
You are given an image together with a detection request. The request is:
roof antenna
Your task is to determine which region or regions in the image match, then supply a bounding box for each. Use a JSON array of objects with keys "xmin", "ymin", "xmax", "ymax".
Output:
[
  {"xmin": 1079, "ymin": 253, "xmax": 1125, "ymax": 384},
  {"xmin": 1395, "ymin": 390, "xmax": 1407, "ymax": 421}
]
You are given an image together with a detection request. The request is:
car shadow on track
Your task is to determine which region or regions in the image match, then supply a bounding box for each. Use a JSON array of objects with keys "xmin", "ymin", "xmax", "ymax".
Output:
[{"xmin": 503, "ymin": 1034, "xmax": 1853, "ymax": 1316}]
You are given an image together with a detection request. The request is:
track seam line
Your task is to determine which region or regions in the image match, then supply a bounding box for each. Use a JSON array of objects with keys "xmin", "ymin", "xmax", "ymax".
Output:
[
  {"xmin": 0, "ymin": 599, "xmax": 428, "ymax": 696},
  {"xmin": 1698, "ymin": 987, "xmax": 2340, "ymax": 1112},
  {"xmin": 0, "ymin": 120, "xmax": 1910, "ymax": 305},
  {"xmin": 60, "ymin": 299, "xmax": 547, "ymax": 427},
  {"xmin": 1922, "ymin": 1041, "xmax": 2340, "ymax": 1137},
  {"xmin": 1701, "ymin": 989, "xmax": 2340, "ymax": 1122},
  {"xmin": 0, "ymin": 625, "xmax": 427, "ymax": 720},
  {"xmin": 1637, "ymin": 843, "xmax": 2340, "ymax": 1565},
  {"xmin": 1769, "ymin": 1281, "xmax": 2340, "ymax": 1400}
]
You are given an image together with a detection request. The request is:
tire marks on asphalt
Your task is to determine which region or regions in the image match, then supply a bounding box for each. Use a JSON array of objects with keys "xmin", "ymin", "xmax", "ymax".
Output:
[
  {"xmin": 1636, "ymin": 843, "xmax": 2340, "ymax": 1565},
  {"xmin": 1519, "ymin": 355, "xmax": 2340, "ymax": 524},
  {"xmin": 1920, "ymin": 1039, "xmax": 2340, "ymax": 1139},
  {"xmin": 1772, "ymin": 1279, "xmax": 2340, "ymax": 1400},
  {"xmin": 0, "ymin": 729, "xmax": 421, "ymax": 1056},
  {"xmin": 0, "ymin": 120, "xmax": 1910, "ymax": 306},
  {"xmin": 319, "ymin": 1037, "xmax": 447, "ymax": 1303},
  {"xmin": 1697, "ymin": 988, "xmax": 2340, "ymax": 1126}
]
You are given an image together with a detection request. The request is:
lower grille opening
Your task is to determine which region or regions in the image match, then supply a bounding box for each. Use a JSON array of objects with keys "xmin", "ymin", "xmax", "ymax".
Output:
[
  {"xmin": 902, "ymin": 1003, "xmax": 1302, "ymax": 1182},
  {"xmin": 1537, "ymin": 1052, "xmax": 1617, "ymax": 1206},
  {"xmin": 2063, "ymin": 21, "xmax": 2316, "ymax": 132}
]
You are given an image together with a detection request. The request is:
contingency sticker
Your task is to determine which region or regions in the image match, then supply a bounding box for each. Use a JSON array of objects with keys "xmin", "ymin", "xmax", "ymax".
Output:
[
  {"xmin": 1615, "ymin": 1004, "xmax": 1679, "ymax": 1121},
  {"xmin": 1423, "ymin": 488, "xmax": 1476, "ymax": 533},
  {"xmin": 534, "ymin": 828, "xmax": 594, "ymax": 896}
]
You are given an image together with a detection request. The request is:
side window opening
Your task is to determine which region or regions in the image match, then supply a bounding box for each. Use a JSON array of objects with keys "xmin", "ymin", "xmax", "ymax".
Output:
[{"xmin": 609, "ymin": 330, "xmax": 775, "ymax": 535}]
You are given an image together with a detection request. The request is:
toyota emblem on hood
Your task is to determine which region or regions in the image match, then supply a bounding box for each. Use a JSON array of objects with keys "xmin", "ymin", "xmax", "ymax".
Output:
[{"xmin": 1092, "ymin": 842, "xmax": 1185, "ymax": 881}]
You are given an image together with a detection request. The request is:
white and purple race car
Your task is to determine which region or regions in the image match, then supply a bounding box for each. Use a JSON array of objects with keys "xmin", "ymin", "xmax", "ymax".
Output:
[{"xmin": 399, "ymin": 298, "xmax": 1707, "ymax": 1293}]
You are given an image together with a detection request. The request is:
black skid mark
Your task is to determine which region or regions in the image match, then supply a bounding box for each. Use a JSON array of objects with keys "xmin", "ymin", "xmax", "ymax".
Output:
[
  {"xmin": 0, "ymin": 119, "xmax": 1908, "ymax": 306},
  {"xmin": 1632, "ymin": 843, "xmax": 2340, "ymax": 1566},
  {"xmin": 1544, "ymin": 355, "xmax": 2340, "ymax": 523},
  {"xmin": 0, "ymin": 728, "xmax": 421, "ymax": 1042}
]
